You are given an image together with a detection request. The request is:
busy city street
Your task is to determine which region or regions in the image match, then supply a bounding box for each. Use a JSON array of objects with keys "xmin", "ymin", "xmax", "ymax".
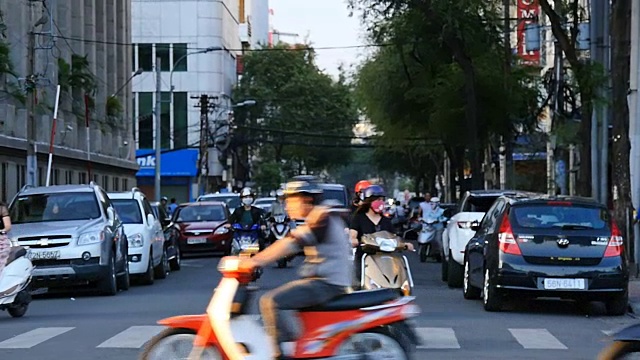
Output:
[{"xmin": 0, "ymin": 252, "xmax": 634, "ymax": 360}]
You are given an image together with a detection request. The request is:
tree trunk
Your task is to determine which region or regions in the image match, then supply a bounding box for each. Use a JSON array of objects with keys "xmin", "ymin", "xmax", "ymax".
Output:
[{"xmin": 610, "ymin": 0, "xmax": 633, "ymax": 244}]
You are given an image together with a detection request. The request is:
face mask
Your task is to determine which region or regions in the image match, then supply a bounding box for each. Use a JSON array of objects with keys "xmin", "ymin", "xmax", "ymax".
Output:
[
  {"xmin": 371, "ymin": 200, "xmax": 385, "ymax": 214},
  {"xmin": 242, "ymin": 197, "xmax": 253, "ymax": 206}
]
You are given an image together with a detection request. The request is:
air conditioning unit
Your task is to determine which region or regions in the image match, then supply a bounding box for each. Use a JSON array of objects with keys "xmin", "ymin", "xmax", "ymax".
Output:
[{"xmin": 239, "ymin": 23, "xmax": 251, "ymax": 43}]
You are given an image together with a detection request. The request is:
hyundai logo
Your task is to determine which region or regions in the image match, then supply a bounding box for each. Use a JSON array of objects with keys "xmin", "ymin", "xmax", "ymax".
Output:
[{"xmin": 557, "ymin": 238, "xmax": 570, "ymax": 247}]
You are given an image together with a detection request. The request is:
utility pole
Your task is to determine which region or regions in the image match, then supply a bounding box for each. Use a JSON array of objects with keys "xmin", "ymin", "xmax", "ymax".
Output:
[
  {"xmin": 590, "ymin": 0, "xmax": 602, "ymax": 200},
  {"xmin": 629, "ymin": 0, "xmax": 640, "ymax": 274},
  {"xmin": 600, "ymin": 0, "xmax": 611, "ymax": 206},
  {"xmin": 500, "ymin": 0, "xmax": 511, "ymax": 190},
  {"xmin": 196, "ymin": 94, "xmax": 210, "ymax": 196},
  {"xmin": 548, "ymin": 40, "xmax": 562, "ymax": 195},
  {"xmin": 26, "ymin": 9, "xmax": 37, "ymax": 187},
  {"xmin": 154, "ymin": 57, "xmax": 162, "ymax": 201}
]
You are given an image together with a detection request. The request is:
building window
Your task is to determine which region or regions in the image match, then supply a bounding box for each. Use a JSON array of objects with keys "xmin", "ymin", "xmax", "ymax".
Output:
[
  {"xmin": 1, "ymin": 163, "xmax": 6, "ymax": 203},
  {"xmin": 138, "ymin": 92, "xmax": 154, "ymax": 148},
  {"xmin": 161, "ymin": 92, "xmax": 171, "ymax": 149},
  {"xmin": 93, "ymin": 174, "xmax": 99, "ymax": 184},
  {"xmin": 122, "ymin": 178, "xmax": 129, "ymax": 191},
  {"xmin": 138, "ymin": 44, "xmax": 153, "ymax": 71},
  {"xmin": 173, "ymin": 92, "xmax": 188, "ymax": 149},
  {"xmin": 102, "ymin": 175, "xmax": 109, "ymax": 191},
  {"xmin": 156, "ymin": 44, "xmax": 171, "ymax": 71},
  {"xmin": 17, "ymin": 165, "xmax": 26, "ymax": 189},
  {"xmin": 38, "ymin": 166, "xmax": 44, "ymax": 186},
  {"xmin": 173, "ymin": 44, "xmax": 188, "ymax": 71},
  {"xmin": 112, "ymin": 177, "xmax": 119, "ymax": 192},
  {"xmin": 52, "ymin": 169, "xmax": 60, "ymax": 185},
  {"xmin": 79, "ymin": 172, "xmax": 87, "ymax": 184},
  {"xmin": 65, "ymin": 170, "xmax": 73, "ymax": 184}
]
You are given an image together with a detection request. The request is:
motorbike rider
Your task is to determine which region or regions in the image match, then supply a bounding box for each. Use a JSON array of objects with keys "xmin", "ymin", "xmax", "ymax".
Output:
[
  {"xmin": 0, "ymin": 201, "xmax": 12, "ymax": 276},
  {"xmin": 239, "ymin": 175, "xmax": 352, "ymax": 360},
  {"xmin": 420, "ymin": 196, "xmax": 447, "ymax": 252},
  {"xmin": 225, "ymin": 187, "xmax": 267, "ymax": 250},
  {"xmin": 349, "ymin": 185, "xmax": 414, "ymax": 287},
  {"xmin": 269, "ymin": 189, "xmax": 287, "ymax": 218},
  {"xmin": 348, "ymin": 180, "xmax": 371, "ymax": 227}
]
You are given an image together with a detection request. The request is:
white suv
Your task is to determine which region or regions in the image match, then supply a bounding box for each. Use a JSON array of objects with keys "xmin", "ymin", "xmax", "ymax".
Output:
[{"xmin": 109, "ymin": 188, "xmax": 168, "ymax": 284}]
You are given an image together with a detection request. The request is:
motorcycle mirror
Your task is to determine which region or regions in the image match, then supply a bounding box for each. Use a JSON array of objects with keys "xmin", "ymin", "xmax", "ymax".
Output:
[{"xmin": 470, "ymin": 221, "xmax": 481, "ymax": 231}]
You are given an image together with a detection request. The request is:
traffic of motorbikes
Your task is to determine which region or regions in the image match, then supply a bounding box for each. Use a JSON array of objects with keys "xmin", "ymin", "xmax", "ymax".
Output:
[{"xmin": 1, "ymin": 181, "xmax": 637, "ymax": 359}]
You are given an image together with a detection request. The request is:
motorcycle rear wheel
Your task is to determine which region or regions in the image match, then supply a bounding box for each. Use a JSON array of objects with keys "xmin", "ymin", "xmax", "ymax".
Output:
[
  {"xmin": 597, "ymin": 340, "xmax": 640, "ymax": 360},
  {"xmin": 140, "ymin": 328, "xmax": 222, "ymax": 360},
  {"xmin": 336, "ymin": 327, "xmax": 414, "ymax": 360}
]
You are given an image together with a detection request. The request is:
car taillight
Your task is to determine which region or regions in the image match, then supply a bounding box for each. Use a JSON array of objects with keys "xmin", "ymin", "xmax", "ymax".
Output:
[
  {"xmin": 498, "ymin": 213, "xmax": 521, "ymax": 255},
  {"xmin": 457, "ymin": 221, "xmax": 473, "ymax": 229},
  {"xmin": 604, "ymin": 222, "xmax": 624, "ymax": 257}
]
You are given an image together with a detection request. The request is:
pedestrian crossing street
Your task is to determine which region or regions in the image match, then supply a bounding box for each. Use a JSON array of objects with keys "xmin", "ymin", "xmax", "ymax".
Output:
[{"xmin": 0, "ymin": 324, "xmax": 615, "ymax": 351}]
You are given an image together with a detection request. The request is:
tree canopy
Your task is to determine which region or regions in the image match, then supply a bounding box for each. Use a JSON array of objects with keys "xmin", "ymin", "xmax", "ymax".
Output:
[{"xmin": 233, "ymin": 44, "xmax": 360, "ymax": 191}]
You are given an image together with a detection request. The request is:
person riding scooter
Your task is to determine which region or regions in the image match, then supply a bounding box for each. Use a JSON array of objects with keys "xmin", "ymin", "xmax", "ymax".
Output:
[
  {"xmin": 225, "ymin": 187, "xmax": 267, "ymax": 250},
  {"xmin": 419, "ymin": 196, "xmax": 447, "ymax": 257},
  {"xmin": 0, "ymin": 201, "xmax": 12, "ymax": 276},
  {"xmin": 238, "ymin": 175, "xmax": 353, "ymax": 360},
  {"xmin": 349, "ymin": 185, "xmax": 414, "ymax": 288}
]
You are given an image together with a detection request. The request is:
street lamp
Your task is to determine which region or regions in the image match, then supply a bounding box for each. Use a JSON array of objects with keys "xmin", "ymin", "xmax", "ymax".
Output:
[{"xmin": 169, "ymin": 46, "xmax": 223, "ymax": 102}]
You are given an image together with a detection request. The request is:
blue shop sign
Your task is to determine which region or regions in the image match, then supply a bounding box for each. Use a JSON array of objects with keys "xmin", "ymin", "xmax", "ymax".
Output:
[{"xmin": 136, "ymin": 149, "xmax": 198, "ymax": 177}]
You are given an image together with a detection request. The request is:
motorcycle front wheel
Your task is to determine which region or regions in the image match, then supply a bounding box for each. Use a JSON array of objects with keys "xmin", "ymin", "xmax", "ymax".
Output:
[
  {"xmin": 140, "ymin": 328, "xmax": 222, "ymax": 360},
  {"xmin": 336, "ymin": 328, "xmax": 414, "ymax": 360},
  {"xmin": 597, "ymin": 340, "xmax": 640, "ymax": 360}
]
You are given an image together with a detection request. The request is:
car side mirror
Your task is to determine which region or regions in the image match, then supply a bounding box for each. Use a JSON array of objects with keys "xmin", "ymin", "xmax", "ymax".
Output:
[
  {"xmin": 470, "ymin": 221, "xmax": 481, "ymax": 232},
  {"xmin": 147, "ymin": 213, "xmax": 156, "ymax": 226},
  {"xmin": 107, "ymin": 208, "xmax": 115, "ymax": 225}
]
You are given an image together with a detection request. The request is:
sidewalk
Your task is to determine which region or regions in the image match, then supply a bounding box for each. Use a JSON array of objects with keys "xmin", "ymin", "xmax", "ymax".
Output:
[{"xmin": 630, "ymin": 278, "xmax": 640, "ymax": 315}]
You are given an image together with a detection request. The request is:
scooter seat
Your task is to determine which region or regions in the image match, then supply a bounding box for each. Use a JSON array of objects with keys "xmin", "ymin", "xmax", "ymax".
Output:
[
  {"xmin": 303, "ymin": 288, "xmax": 400, "ymax": 312},
  {"xmin": 5, "ymin": 247, "xmax": 27, "ymax": 266}
]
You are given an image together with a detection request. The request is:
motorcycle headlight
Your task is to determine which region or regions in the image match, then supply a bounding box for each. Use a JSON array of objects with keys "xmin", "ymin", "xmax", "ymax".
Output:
[
  {"xmin": 214, "ymin": 227, "xmax": 229, "ymax": 235},
  {"xmin": 78, "ymin": 231, "xmax": 104, "ymax": 245},
  {"xmin": 128, "ymin": 233, "xmax": 144, "ymax": 248},
  {"xmin": 401, "ymin": 280, "xmax": 411, "ymax": 296}
]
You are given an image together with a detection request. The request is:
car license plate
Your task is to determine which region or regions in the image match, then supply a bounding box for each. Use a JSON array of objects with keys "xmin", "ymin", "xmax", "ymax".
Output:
[
  {"xmin": 543, "ymin": 278, "xmax": 586, "ymax": 290},
  {"xmin": 26, "ymin": 250, "xmax": 60, "ymax": 260},
  {"xmin": 187, "ymin": 238, "xmax": 207, "ymax": 245}
]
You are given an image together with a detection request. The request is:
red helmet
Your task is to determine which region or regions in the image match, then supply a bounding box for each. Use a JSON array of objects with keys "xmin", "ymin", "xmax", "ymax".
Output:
[{"xmin": 354, "ymin": 180, "xmax": 372, "ymax": 194}]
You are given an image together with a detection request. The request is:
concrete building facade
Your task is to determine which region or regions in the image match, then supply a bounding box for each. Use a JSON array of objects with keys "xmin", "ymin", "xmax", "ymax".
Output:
[{"xmin": 0, "ymin": 0, "xmax": 137, "ymax": 203}]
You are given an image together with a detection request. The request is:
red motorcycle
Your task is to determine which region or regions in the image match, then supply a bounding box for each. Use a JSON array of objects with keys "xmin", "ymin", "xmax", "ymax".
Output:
[{"xmin": 140, "ymin": 255, "xmax": 421, "ymax": 359}]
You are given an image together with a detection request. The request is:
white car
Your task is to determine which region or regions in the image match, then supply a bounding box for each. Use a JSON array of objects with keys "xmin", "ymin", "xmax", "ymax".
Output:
[
  {"xmin": 442, "ymin": 190, "xmax": 512, "ymax": 287},
  {"xmin": 109, "ymin": 188, "xmax": 169, "ymax": 284}
]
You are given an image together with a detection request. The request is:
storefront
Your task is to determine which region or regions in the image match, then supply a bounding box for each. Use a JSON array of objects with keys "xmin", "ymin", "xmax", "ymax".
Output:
[{"xmin": 135, "ymin": 149, "xmax": 199, "ymax": 203}]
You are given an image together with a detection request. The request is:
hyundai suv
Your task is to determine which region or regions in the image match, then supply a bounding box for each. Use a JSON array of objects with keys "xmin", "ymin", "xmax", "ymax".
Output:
[
  {"xmin": 109, "ymin": 188, "xmax": 169, "ymax": 284},
  {"xmin": 8, "ymin": 183, "xmax": 130, "ymax": 295}
]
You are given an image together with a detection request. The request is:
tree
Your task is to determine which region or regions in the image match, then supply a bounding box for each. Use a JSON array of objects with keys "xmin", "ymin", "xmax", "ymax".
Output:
[
  {"xmin": 353, "ymin": 1, "xmax": 541, "ymax": 197},
  {"xmin": 233, "ymin": 44, "xmax": 360, "ymax": 176}
]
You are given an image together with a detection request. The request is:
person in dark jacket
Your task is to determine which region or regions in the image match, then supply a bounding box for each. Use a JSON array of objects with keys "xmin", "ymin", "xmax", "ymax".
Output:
[{"xmin": 225, "ymin": 187, "xmax": 267, "ymax": 249}]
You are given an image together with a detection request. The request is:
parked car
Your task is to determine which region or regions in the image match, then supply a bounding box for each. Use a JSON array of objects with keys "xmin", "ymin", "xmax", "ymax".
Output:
[
  {"xmin": 197, "ymin": 193, "xmax": 241, "ymax": 214},
  {"xmin": 462, "ymin": 194, "xmax": 629, "ymax": 315},
  {"xmin": 150, "ymin": 201, "xmax": 181, "ymax": 271},
  {"xmin": 172, "ymin": 201, "xmax": 233, "ymax": 256},
  {"xmin": 254, "ymin": 197, "xmax": 275, "ymax": 213},
  {"xmin": 109, "ymin": 189, "xmax": 169, "ymax": 284},
  {"xmin": 442, "ymin": 190, "xmax": 537, "ymax": 287},
  {"xmin": 8, "ymin": 183, "xmax": 130, "ymax": 295}
]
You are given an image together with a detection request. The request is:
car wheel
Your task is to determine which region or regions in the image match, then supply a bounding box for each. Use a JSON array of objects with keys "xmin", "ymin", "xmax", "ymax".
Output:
[
  {"xmin": 169, "ymin": 246, "xmax": 181, "ymax": 271},
  {"xmin": 447, "ymin": 254, "xmax": 464, "ymax": 288},
  {"xmin": 8, "ymin": 304, "xmax": 28, "ymax": 318},
  {"xmin": 141, "ymin": 252, "xmax": 155, "ymax": 285},
  {"xmin": 605, "ymin": 290, "xmax": 629, "ymax": 316},
  {"xmin": 483, "ymin": 268, "xmax": 503, "ymax": 311},
  {"xmin": 441, "ymin": 254, "xmax": 449, "ymax": 282},
  {"xmin": 463, "ymin": 259, "xmax": 481, "ymax": 299},
  {"xmin": 99, "ymin": 255, "xmax": 118, "ymax": 296},
  {"xmin": 154, "ymin": 248, "xmax": 169, "ymax": 279}
]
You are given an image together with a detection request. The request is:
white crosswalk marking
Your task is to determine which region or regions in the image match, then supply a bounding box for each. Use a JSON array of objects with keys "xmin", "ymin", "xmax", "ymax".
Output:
[
  {"xmin": 96, "ymin": 326, "xmax": 165, "ymax": 348},
  {"xmin": 0, "ymin": 327, "xmax": 74, "ymax": 349},
  {"xmin": 509, "ymin": 328, "xmax": 568, "ymax": 349},
  {"xmin": 415, "ymin": 327, "xmax": 460, "ymax": 349}
]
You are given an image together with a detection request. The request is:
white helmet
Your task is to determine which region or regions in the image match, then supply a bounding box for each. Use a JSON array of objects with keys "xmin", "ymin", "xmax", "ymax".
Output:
[{"xmin": 430, "ymin": 197, "xmax": 440, "ymax": 203}]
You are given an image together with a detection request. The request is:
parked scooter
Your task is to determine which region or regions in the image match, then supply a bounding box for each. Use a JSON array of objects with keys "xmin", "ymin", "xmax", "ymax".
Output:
[
  {"xmin": 268, "ymin": 214, "xmax": 295, "ymax": 268},
  {"xmin": 0, "ymin": 245, "xmax": 33, "ymax": 318},
  {"xmin": 417, "ymin": 219, "xmax": 443, "ymax": 263},
  {"xmin": 140, "ymin": 255, "xmax": 421, "ymax": 359},
  {"xmin": 230, "ymin": 223, "xmax": 262, "ymax": 256},
  {"xmin": 360, "ymin": 230, "xmax": 415, "ymax": 296},
  {"xmin": 598, "ymin": 324, "xmax": 640, "ymax": 359}
]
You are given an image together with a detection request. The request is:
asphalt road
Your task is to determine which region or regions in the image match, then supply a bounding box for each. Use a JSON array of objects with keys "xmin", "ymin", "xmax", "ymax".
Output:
[{"xmin": 0, "ymin": 250, "xmax": 636, "ymax": 359}]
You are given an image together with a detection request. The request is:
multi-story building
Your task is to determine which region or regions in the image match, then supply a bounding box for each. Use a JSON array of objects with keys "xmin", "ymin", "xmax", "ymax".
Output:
[
  {"xmin": 131, "ymin": 0, "xmax": 269, "ymax": 201},
  {"xmin": 0, "ymin": 0, "xmax": 137, "ymax": 203}
]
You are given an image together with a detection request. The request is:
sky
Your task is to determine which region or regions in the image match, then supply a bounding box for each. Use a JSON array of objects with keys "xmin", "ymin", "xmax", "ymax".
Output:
[{"xmin": 268, "ymin": 0, "xmax": 367, "ymax": 78}]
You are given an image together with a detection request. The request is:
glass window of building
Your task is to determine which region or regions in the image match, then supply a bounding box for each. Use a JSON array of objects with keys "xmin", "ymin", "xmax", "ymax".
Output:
[
  {"xmin": 138, "ymin": 92, "xmax": 154, "ymax": 148},
  {"xmin": 138, "ymin": 44, "xmax": 153, "ymax": 71},
  {"xmin": 173, "ymin": 44, "xmax": 188, "ymax": 71}
]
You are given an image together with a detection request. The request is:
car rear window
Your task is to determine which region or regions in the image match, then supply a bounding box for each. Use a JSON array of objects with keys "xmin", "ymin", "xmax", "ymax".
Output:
[
  {"xmin": 112, "ymin": 199, "xmax": 143, "ymax": 224},
  {"xmin": 511, "ymin": 204, "xmax": 610, "ymax": 230},
  {"xmin": 11, "ymin": 192, "xmax": 101, "ymax": 223},
  {"xmin": 200, "ymin": 195, "xmax": 240, "ymax": 209},
  {"xmin": 463, "ymin": 196, "xmax": 499, "ymax": 212},
  {"xmin": 323, "ymin": 189, "xmax": 347, "ymax": 207}
]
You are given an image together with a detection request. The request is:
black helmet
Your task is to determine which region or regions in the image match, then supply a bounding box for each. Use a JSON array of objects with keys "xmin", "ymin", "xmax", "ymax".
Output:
[
  {"xmin": 283, "ymin": 175, "xmax": 323, "ymax": 197},
  {"xmin": 362, "ymin": 185, "xmax": 386, "ymax": 201}
]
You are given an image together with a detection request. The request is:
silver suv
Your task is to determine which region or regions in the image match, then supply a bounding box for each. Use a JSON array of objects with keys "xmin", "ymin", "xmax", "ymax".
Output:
[{"xmin": 8, "ymin": 182, "xmax": 130, "ymax": 296}]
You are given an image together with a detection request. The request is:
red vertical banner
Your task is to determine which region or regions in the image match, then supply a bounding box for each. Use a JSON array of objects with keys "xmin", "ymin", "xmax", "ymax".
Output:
[{"xmin": 517, "ymin": 0, "xmax": 540, "ymax": 65}]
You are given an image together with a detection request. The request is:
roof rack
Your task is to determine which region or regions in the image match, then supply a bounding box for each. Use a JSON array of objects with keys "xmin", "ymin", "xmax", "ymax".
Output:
[
  {"xmin": 89, "ymin": 181, "xmax": 98, "ymax": 187},
  {"xmin": 131, "ymin": 187, "xmax": 141, "ymax": 193},
  {"xmin": 19, "ymin": 184, "xmax": 34, "ymax": 192}
]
